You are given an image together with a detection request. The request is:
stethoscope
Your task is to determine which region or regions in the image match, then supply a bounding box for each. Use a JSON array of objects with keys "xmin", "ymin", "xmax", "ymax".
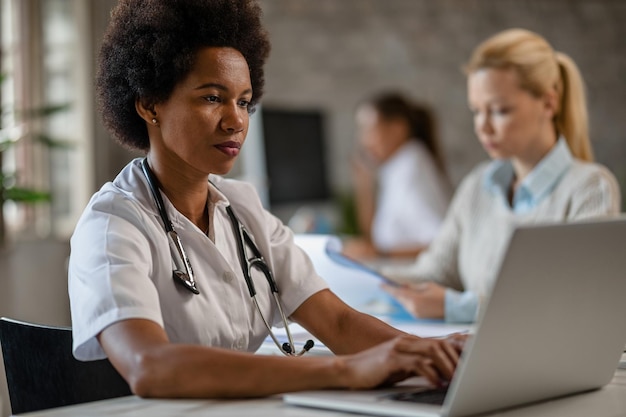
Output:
[{"xmin": 141, "ymin": 158, "xmax": 313, "ymax": 356}]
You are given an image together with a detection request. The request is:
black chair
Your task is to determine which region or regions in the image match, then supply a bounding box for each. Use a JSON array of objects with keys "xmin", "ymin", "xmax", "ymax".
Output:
[{"xmin": 0, "ymin": 317, "xmax": 132, "ymax": 415}]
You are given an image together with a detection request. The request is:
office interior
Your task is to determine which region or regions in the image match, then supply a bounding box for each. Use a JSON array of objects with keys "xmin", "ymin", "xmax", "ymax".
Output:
[{"xmin": 1, "ymin": 1, "xmax": 625, "ymax": 416}]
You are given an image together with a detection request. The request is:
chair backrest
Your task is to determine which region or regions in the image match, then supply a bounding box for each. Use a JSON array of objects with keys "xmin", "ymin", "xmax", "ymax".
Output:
[{"xmin": 0, "ymin": 317, "xmax": 132, "ymax": 415}]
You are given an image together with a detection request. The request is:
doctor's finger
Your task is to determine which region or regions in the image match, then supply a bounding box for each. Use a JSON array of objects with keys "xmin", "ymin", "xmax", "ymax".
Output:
[
  {"xmin": 397, "ymin": 339, "xmax": 457, "ymax": 380},
  {"xmin": 414, "ymin": 359, "xmax": 442, "ymax": 386},
  {"xmin": 446, "ymin": 333, "xmax": 469, "ymax": 352}
]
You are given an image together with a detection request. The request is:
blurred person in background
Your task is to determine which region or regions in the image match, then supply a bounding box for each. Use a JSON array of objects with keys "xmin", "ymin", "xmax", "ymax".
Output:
[{"xmin": 343, "ymin": 92, "xmax": 452, "ymax": 261}]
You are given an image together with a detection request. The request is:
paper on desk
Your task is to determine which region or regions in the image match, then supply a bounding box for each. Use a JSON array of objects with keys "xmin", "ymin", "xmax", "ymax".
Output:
[
  {"xmin": 273, "ymin": 322, "xmax": 470, "ymax": 340},
  {"xmin": 264, "ymin": 321, "xmax": 471, "ymax": 356},
  {"xmin": 293, "ymin": 234, "xmax": 414, "ymax": 321}
]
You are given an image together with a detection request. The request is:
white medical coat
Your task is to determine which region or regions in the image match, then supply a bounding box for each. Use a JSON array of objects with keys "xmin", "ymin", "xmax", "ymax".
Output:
[{"xmin": 69, "ymin": 158, "xmax": 328, "ymax": 360}]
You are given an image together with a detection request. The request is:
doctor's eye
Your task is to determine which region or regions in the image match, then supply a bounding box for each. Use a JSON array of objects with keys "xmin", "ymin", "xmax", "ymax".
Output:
[{"xmin": 204, "ymin": 95, "xmax": 221, "ymax": 103}]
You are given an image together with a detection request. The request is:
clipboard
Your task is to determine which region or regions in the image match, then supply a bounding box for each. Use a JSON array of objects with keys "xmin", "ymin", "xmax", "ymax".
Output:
[{"xmin": 294, "ymin": 234, "xmax": 414, "ymax": 322}]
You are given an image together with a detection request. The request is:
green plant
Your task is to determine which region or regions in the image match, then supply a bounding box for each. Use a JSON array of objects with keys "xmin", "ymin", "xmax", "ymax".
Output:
[
  {"xmin": 334, "ymin": 190, "xmax": 359, "ymax": 236},
  {"xmin": 0, "ymin": 72, "xmax": 72, "ymax": 246}
]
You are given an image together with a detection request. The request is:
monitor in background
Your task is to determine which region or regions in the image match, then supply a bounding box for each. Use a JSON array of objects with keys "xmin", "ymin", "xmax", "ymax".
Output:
[{"xmin": 261, "ymin": 108, "xmax": 330, "ymax": 205}]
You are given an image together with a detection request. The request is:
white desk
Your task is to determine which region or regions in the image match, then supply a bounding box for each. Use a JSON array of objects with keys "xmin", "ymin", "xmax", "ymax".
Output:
[{"xmin": 12, "ymin": 363, "xmax": 626, "ymax": 417}]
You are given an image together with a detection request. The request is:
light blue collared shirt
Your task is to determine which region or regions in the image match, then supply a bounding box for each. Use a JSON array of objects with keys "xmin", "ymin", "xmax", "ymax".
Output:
[
  {"xmin": 483, "ymin": 137, "xmax": 574, "ymax": 213},
  {"xmin": 445, "ymin": 138, "xmax": 574, "ymax": 323}
]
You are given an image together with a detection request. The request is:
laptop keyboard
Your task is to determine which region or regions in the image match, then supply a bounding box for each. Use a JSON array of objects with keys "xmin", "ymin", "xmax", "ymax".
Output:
[{"xmin": 385, "ymin": 386, "xmax": 448, "ymax": 405}]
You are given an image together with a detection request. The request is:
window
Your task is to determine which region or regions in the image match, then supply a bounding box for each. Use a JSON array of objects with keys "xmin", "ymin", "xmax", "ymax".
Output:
[
  {"xmin": 0, "ymin": 0, "xmax": 93, "ymax": 243},
  {"xmin": 41, "ymin": 0, "xmax": 93, "ymax": 237},
  {"xmin": 1, "ymin": 0, "xmax": 20, "ymax": 244}
]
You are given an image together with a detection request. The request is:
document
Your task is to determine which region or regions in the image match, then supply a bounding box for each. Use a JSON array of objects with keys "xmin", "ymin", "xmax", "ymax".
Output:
[{"xmin": 293, "ymin": 234, "xmax": 413, "ymax": 321}]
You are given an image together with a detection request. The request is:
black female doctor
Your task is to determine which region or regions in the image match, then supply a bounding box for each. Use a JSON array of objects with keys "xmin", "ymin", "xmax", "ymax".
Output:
[{"xmin": 68, "ymin": 0, "xmax": 463, "ymax": 399}]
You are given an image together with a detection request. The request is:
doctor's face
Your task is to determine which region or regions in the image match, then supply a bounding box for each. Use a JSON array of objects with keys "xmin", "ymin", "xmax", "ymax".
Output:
[
  {"xmin": 467, "ymin": 67, "xmax": 553, "ymax": 162},
  {"xmin": 152, "ymin": 47, "xmax": 253, "ymax": 176}
]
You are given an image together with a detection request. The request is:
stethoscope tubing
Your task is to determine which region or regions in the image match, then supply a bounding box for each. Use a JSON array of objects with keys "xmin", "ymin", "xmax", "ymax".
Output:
[
  {"xmin": 140, "ymin": 158, "xmax": 312, "ymax": 356},
  {"xmin": 141, "ymin": 158, "xmax": 174, "ymax": 233},
  {"xmin": 141, "ymin": 158, "xmax": 199, "ymax": 294}
]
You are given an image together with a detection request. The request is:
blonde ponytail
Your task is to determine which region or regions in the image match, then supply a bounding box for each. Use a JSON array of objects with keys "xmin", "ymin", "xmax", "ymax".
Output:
[
  {"xmin": 465, "ymin": 29, "xmax": 594, "ymax": 162},
  {"xmin": 555, "ymin": 52, "xmax": 593, "ymax": 161}
]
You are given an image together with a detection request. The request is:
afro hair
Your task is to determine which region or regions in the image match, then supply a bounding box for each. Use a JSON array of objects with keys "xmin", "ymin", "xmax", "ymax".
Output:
[{"xmin": 96, "ymin": 0, "xmax": 271, "ymax": 151}]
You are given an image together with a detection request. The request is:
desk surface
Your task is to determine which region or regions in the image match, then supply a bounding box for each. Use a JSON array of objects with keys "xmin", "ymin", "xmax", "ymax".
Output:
[{"xmin": 13, "ymin": 364, "xmax": 626, "ymax": 417}]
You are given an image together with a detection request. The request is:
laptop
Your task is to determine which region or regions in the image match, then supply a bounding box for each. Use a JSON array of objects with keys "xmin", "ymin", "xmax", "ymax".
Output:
[{"xmin": 284, "ymin": 217, "xmax": 626, "ymax": 417}]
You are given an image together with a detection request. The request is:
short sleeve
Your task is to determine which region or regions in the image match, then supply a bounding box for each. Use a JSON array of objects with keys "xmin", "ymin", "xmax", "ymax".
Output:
[
  {"xmin": 266, "ymin": 212, "xmax": 330, "ymax": 324},
  {"xmin": 69, "ymin": 191, "xmax": 164, "ymax": 360}
]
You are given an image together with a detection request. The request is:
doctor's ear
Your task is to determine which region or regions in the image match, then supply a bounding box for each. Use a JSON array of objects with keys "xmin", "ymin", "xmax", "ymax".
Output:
[{"xmin": 135, "ymin": 98, "xmax": 158, "ymax": 125}]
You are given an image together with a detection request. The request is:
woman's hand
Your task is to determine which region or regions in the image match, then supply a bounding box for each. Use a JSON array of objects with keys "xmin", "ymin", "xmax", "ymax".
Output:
[
  {"xmin": 338, "ymin": 335, "xmax": 461, "ymax": 389},
  {"xmin": 341, "ymin": 237, "xmax": 379, "ymax": 260},
  {"xmin": 350, "ymin": 149, "xmax": 377, "ymax": 197},
  {"xmin": 382, "ymin": 281, "xmax": 446, "ymax": 319}
]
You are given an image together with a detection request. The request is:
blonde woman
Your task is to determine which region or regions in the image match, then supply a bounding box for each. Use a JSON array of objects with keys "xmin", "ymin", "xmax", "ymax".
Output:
[{"xmin": 382, "ymin": 28, "xmax": 621, "ymax": 323}]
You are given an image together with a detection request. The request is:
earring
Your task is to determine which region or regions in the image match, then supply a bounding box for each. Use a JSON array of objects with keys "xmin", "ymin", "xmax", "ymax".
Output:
[{"xmin": 151, "ymin": 118, "xmax": 158, "ymax": 124}]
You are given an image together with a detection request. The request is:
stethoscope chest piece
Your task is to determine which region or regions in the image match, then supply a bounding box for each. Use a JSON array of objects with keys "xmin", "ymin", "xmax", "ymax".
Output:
[
  {"xmin": 173, "ymin": 270, "xmax": 200, "ymax": 294},
  {"xmin": 141, "ymin": 158, "xmax": 200, "ymax": 295}
]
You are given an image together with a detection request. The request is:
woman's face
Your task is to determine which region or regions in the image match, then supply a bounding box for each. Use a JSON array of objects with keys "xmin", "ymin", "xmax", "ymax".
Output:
[
  {"xmin": 356, "ymin": 105, "xmax": 409, "ymax": 164},
  {"xmin": 467, "ymin": 67, "xmax": 555, "ymax": 163},
  {"xmin": 152, "ymin": 47, "xmax": 252, "ymax": 176}
]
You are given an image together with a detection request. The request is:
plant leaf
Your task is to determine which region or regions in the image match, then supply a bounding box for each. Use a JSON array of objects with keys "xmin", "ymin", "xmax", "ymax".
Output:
[
  {"xmin": 0, "ymin": 172, "xmax": 14, "ymax": 183},
  {"xmin": 3, "ymin": 187, "xmax": 51, "ymax": 203},
  {"xmin": 18, "ymin": 103, "xmax": 72, "ymax": 119},
  {"xmin": 0, "ymin": 140, "xmax": 13, "ymax": 152},
  {"xmin": 33, "ymin": 133, "xmax": 75, "ymax": 149}
]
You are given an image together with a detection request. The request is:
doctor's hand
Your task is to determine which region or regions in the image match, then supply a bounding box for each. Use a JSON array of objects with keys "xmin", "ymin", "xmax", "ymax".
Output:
[
  {"xmin": 382, "ymin": 281, "xmax": 446, "ymax": 319},
  {"xmin": 339, "ymin": 335, "xmax": 461, "ymax": 389}
]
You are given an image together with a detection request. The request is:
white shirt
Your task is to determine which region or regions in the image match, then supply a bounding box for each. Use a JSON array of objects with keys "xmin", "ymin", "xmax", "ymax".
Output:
[
  {"xmin": 69, "ymin": 158, "xmax": 328, "ymax": 360},
  {"xmin": 372, "ymin": 141, "xmax": 451, "ymax": 251}
]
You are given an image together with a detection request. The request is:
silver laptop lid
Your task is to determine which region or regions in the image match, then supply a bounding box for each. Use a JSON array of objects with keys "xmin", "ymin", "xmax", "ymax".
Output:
[
  {"xmin": 444, "ymin": 217, "xmax": 626, "ymax": 416},
  {"xmin": 284, "ymin": 218, "xmax": 626, "ymax": 417}
]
